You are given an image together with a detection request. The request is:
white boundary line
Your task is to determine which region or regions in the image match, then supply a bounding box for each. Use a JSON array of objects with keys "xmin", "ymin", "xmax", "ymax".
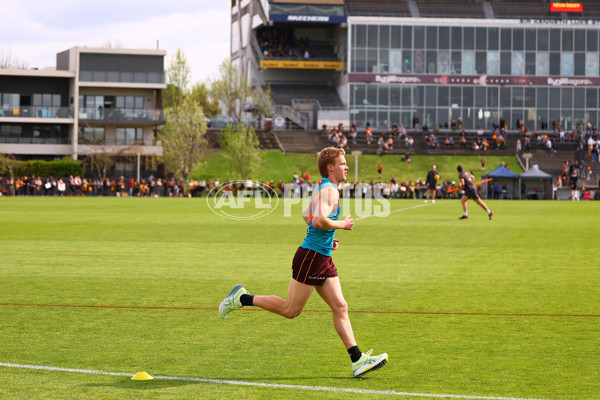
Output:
[
  {"xmin": 355, "ymin": 202, "xmax": 433, "ymax": 221},
  {"xmin": 0, "ymin": 362, "xmax": 554, "ymax": 400}
]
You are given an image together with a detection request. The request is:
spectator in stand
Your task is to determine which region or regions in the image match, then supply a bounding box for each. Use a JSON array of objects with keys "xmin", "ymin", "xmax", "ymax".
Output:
[
  {"xmin": 349, "ymin": 126, "xmax": 357, "ymax": 145},
  {"xmin": 365, "ymin": 123, "xmax": 373, "ymax": 145},
  {"xmin": 516, "ymin": 138, "xmax": 522, "ymax": 153}
]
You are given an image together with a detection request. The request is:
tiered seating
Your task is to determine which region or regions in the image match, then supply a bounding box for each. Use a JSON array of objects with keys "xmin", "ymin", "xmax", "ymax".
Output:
[
  {"xmin": 268, "ymin": 84, "xmax": 344, "ymax": 107},
  {"xmin": 490, "ymin": 1, "xmax": 558, "ymax": 19},
  {"xmin": 344, "ymin": 0, "xmax": 411, "ymax": 17},
  {"xmin": 417, "ymin": 0, "xmax": 486, "ymax": 18}
]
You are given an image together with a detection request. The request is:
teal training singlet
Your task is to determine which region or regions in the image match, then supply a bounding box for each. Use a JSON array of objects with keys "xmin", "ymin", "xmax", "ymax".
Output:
[{"xmin": 301, "ymin": 178, "xmax": 340, "ymax": 256}]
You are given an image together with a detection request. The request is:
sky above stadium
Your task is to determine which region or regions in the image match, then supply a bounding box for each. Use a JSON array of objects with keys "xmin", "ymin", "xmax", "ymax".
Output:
[{"xmin": 0, "ymin": 0, "xmax": 231, "ymax": 85}]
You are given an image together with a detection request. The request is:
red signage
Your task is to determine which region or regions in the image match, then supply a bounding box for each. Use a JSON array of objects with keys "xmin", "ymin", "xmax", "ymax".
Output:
[{"xmin": 550, "ymin": 3, "xmax": 583, "ymax": 13}]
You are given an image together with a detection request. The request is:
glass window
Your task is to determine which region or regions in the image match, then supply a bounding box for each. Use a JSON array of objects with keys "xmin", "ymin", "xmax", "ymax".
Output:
[
  {"xmin": 525, "ymin": 52, "xmax": 536, "ymax": 75},
  {"xmin": 367, "ymin": 85, "xmax": 377, "ymax": 105},
  {"xmin": 52, "ymin": 95, "xmax": 61, "ymax": 107},
  {"xmin": 475, "ymin": 87, "xmax": 486, "ymax": 107},
  {"xmin": 438, "ymin": 87, "xmax": 449, "ymax": 107},
  {"xmin": 379, "ymin": 49, "xmax": 389, "ymax": 73},
  {"xmin": 414, "ymin": 26, "xmax": 425, "ymax": 49},
  {"xmin": 513, "ymin": 29, "xmax": 524, "ymax": 51},
  {"xmin": 500, "ymin": 52, "xmax": 511, "ymax": 75},
  {"xmin": 367, "ymin": 49, "xmax": 377, "ymax": 72},
  {"xmin": 574, "ymin": 88, "xmax": 584, "ymax": 109},
  {"xmin": 368, "ymin": 25, "xmax": 378, "ymax": 48},
  {"xmin": 438, "ymin": 51, "xmax": 450, "ymax": 74},
  {"xmin": 574, "ymin": 53, "xmax": 585, "ymax": 76},
  {"xmin": 389, "ymin": 49, "xmax": 402, "ymax": 73},
  {"xmin": 408, "ymin": 26, "xmax": 418, "ymax": 48},
  {"xmin": 451, "ymin": 27, "xmax": 462, "ymax": 50},
  {"xmin": 33, "ymin": 94, "xmax": 42, "ymax": 106},
  {"xmin": 439, "ymin": 27, "xmax": 449, "ymax": 50},
  {"xmin": 537, "ymin": 52, "xmax": 549, "ymax": 76},
  {"xmin": 562, "ymin": 30, "xmax": 573, "ymax": 52},
  {"xmin": 380, "ymin": 26, "xmax": 390, "ymax": 49},
  {"xmin": 451, "ymin": 51, "xmax": 461, "ymax": 74},
  {"xmin": 135, "ymin": 96, "xmax": 144, "ymax": 109},
  {"xmin": 562, "ymin": 88, "xmax": 573, "ymax": 109},
  {"xmin": 587, "ymin": 30, "xmax": 598, "ymax": 51},
  {"xmin": 526, "ymin": 29, "xmax": 536, "ymax": 51},
  {"xmin": 586, "ymin": 53, "xmax": 599, "ymax": 76},
  {"xmin": 391, "ymin": 26, "xmax": 402, "ymax": 48},
  {"xmin": 476, "ymin": 27, "xmax": 487, "ymax": 50},
  {"xmin": 356, "ymin": 25, "xmax": 366, "ymax": 47},
  {"xmin": 354, "ymin": 49, "xmax": 366, "ymax": 72},
  {"xmin": 463, "ymin": 51, "xmax": 475, "ymax": 74},
  {"xmin": 487, "ymin": 52, "xmax": 500, "ymax": 75},
  {"xmin": 550, "ymin": 53, "xmax": 561, "ymax": 75},
  {"xmin": 476, "ymin": 51, "xmax": 486, "ymax": 74},
  {"xmin": 501, "ymin": 29, "xmax": 511, "ymax": 51},
  {"xmin": 561, "ymin": 52, "xmax": 574, "ymax": 76},
  {"xmin": 586, "ymin": 88, "xmax": 597, "ymax": 109},
  {"xmin": 574, "ymin": 30, "xmax": 585, "ymax": 52},
  {"xmin": 464, "ymin": 27, "xmax": 474, "ymax": 49},
  {"xmin": 488, "ymin": 87, "xmax": 498, "ymax": 107},
  {"xmin": 487, "ymin": 28, "xmax": 498, "ymax": 50},
  {"xmin": 426, "ymin": 51, "xmax": 437, "ymax": 73},
  {"xmin": 414, "ymin": 86, "xmax": 424, "ymax": 106},
  {"xmin": 512, "ymin": 51, "xmax": 524, "ymax": 75},
  {"xmin": 513, "ymin": 87, "xmax": 523, "ymax": 108},
  {"xmin": 426, "ymin": 27, "xmax": 437, "ymax": 49},
  {"xmin": 402, "ymin": 87, "xmax": 412, "ymax": 105},
  {"xmin": 426, "ymin": 86, "xmax": 437, "ymax": 107},
  {"xmin": 378, "ymin": 86, "xmax": 389, "ymax": 106},
  {"xmin": 549, "ymin": 88, "xmax": 560, "ymax": 108},
  {"xmin": 414, "ymin": 50, "xmax": 424, "ymax": 73},
  {"xmin": 538, "ymin": 29, "xmax": 549, "ymax": 51},
  {"xmin": 463, "ymin": 87, "xmax": 474, "ymax": 107},
  {"xmin": 537, "ymin": 88, "xmax": 548, "ymax": 108},
  {"xmin": 404, "ymin": 50, "xmax": 414, "ymax": 73},
  {"xmin": 390, "ymin": 87, "xmax": 400, "ymax": 106},
  {"xmin": 525, "ymin": 87, "xmax": 535, "ymax": 107},
  {"xmin": 500, "ymin": 87, "xmax": 511, "ymax": 108},
  {"xmin": 550, "ymin": 30, "xmax": 560, "ymax": 51},
  {"xmin": 355, "ymin": 85, "xmax": 366, "ymax": 106},
  {"xmin": 450, "ymin": 86, "xmax": 461, "ymax": 106}
]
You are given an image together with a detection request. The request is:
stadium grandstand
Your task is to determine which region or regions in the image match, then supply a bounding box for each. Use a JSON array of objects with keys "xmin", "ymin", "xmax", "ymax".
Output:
[{"xmin": 231, "ymin": 0, "xmax": 600, "ymax": 185}]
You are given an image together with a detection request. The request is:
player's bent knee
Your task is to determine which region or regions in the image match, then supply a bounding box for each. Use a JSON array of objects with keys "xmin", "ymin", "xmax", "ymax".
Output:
[
  {"xmin": 332, "ymin": 301, "xmax": 348, "ymax": 316},
  {"xmin": 282, "ymin": 307, "xmax": 303, "ymax": 319}
]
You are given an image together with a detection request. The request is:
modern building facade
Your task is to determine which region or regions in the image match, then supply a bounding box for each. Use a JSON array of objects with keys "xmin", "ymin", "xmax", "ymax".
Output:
[
  {"xmin": 0, "ymin": 47, "xmax": 166, "ymax": 175},
  {"xmin": 232, "ymin": 0, "xmax": 600, "ymax": 132}
]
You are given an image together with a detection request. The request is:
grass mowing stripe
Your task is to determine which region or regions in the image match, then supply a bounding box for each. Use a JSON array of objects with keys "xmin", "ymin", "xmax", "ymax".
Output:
[
  {"xmin": 2, "ymin": 303, "xmax": 598, "ymax": 318},
  {"xmin": 355, "ymin": 202, "xmax": 433, "ymax": 221},
  {"xmin": 0, "ymin": 362, "xmax": 555, "ymax": 400}
]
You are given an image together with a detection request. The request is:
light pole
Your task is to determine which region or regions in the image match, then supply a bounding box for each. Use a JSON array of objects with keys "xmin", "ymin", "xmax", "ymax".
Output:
[{"xmin": 351, "ymin": 150, "xmax": 362, "ymax": 184}]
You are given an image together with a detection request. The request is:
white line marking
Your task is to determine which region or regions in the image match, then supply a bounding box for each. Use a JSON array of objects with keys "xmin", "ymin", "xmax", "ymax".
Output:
[
  {"xmin": 356, "ymin": 202, "xmax": 433, "ymax": 221},
  {"xmin": 0, "ymin": 362, "xmax": 555, "ymax": 400}
]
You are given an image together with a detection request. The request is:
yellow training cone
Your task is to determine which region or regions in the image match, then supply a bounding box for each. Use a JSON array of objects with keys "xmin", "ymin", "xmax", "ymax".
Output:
[{"xmin": 131, "ymin": 371, "xmax": 154, "ymax": 380}]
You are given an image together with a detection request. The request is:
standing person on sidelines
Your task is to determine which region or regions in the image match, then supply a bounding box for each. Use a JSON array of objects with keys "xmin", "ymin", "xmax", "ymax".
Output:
[
  {"xmin": 457, "ymin": 165, "xmax": 493, "ymax": 220},
  {"xmin": 425, "ymin": 165, "xmax": 440, "ymax": 203},
  {"xmin": 218, "ymin": 147, "xmax": 388, "ymax": 378}
]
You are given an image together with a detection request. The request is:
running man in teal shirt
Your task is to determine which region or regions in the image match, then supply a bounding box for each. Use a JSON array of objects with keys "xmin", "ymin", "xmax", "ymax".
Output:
[{"xmin": 219, "ymin": 147, "xmax": 388, "ymax": 377}]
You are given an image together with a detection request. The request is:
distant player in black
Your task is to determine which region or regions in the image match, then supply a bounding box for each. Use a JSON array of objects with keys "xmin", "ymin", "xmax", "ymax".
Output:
[
  {"xmin": 425, "ymin": 165, "xmax": 439, "ymax": 203},
  {"xmin": 457, "ymin": 165, "xmax": 493, "ymax": 220},
  {"xmin": 569, "ymin": 165, "xmax": 578, "ymax": 201}
]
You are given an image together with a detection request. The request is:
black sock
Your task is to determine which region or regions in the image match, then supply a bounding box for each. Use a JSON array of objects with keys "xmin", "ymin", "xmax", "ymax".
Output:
[
  {"xmin": 240, "ymin": 294, "xmax": 254, "ymax": 307},
  {"xmin": 348, "ymin": 346, "xmax": 362, "ymax": 363}
]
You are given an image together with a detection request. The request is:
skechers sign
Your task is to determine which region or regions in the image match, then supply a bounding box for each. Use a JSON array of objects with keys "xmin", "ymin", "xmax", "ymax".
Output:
[{"xmin": 270, "ymin": 14, "xmax": 347, "ymax": 23}]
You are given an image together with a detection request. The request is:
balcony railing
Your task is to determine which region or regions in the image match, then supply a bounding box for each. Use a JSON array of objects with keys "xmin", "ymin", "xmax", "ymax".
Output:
[
  {"xmin": 0, "ymin": 106, "xmax": 74, "ymax": 119},
  {"xmin": 0, "ymin": 137, "xmax": 70, "ymax": 144},
  {"xmin": 78, "ymin": 138, "xmax": 162, "ymax": 146},
  {"xmin": 79, "ymin": 108, "xmax": 165, "ymax": 124}
]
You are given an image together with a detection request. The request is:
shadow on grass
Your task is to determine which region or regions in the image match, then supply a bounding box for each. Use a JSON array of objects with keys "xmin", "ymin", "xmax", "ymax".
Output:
[{"xmin": 85, "ymin": 378, "xmax": 200, "ymax": 390}]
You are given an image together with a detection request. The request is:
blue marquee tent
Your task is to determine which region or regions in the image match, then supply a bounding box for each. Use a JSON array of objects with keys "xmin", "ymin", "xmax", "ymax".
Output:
[{"xmin": 482, "ymin": 165, "xmax": 520, "ymax": 199}]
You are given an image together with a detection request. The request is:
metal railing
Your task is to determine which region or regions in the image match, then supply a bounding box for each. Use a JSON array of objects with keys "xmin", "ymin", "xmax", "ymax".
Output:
[
  {"xmin": 78, "ymin": 138, "xmax": 162, "ymax": 146},
  {"xmin": 0, "ymin": 137, "xmax": 70, "ymax": 144},
  {"xmin": 79, "ymin": 108, "xmax": 164, "ymax": 123},
  {"xmin": 0, "ymin": 106, "xmax": 74, "ymax": 119},
  {"xmin": 273, "ymin": 105, "xmax": 308, "ymax": 130}
]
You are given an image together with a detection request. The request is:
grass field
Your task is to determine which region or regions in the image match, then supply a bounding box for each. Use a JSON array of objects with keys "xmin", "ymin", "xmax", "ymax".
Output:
[{"xmin": 1, "ymin": 197, "xmax": 599, "ymax": 400}]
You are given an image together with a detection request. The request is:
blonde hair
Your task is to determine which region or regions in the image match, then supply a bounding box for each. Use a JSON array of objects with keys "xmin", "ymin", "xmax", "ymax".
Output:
[{"xmin": 318, "ymin": 147, "xmax": 345, "ymax": 178}]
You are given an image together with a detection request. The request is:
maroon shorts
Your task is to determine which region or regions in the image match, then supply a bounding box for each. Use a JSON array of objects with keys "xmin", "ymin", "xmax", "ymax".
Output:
[{"xmin": 291, "ymin": 246, "xmax": 338, "ymax": 286}]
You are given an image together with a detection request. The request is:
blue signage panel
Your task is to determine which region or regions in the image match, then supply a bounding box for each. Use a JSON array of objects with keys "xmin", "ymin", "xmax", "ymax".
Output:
[{"xmin": 270, "ymin": 14, "xmax": 347, "ymax": 23}]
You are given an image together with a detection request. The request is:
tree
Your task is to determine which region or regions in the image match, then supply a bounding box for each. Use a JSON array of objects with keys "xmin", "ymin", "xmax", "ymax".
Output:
[
  {"xmin": 159, "ymin": 97, "xmax": 208, "ymax": 194},
  {"xmin": 190, "ymin": 82, "xmax": 220, "ymax": 118},
  {"xmin": 210, "ymin": 59, "xmax": 273, "ymax": 125},
  {"xmin": 0, "ymin": 154, "xmax": 18, "ymax": 195},
  {"xmin": 218, "ymin": 124, "xmax": 261, "ymax": 180},
  {"xmin": 163, "ymin": 49, "xmax": 191, "ymax": 108},
  {"xmin": 0, "ymin": 48, "xmax": 28, "ymax": 69}
]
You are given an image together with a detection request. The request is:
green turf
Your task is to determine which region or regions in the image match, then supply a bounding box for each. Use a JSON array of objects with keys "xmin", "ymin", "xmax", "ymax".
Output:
[
  {"xmin": 191, "ymin": 150, "xmax": 520, "ymax": 184},
  {"xmin": 0, "ymin": 197, "xmax": 598, "ymax": 400}
]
